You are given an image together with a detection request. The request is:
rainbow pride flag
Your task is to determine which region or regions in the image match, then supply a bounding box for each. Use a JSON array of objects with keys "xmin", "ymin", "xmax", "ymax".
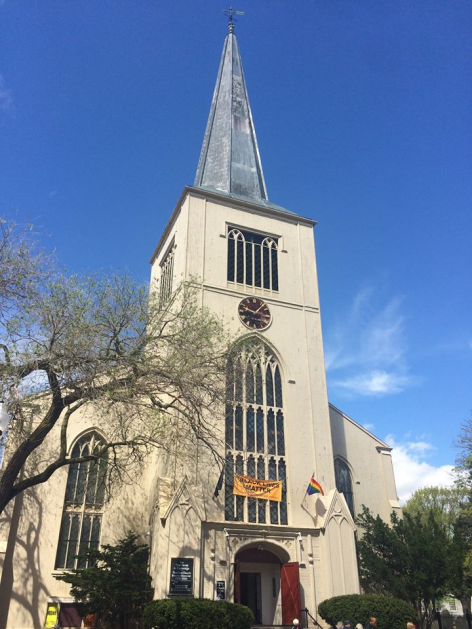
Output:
[{"xmin": 306, "ymin": 475, "xmax": 324, "ymax": 496}]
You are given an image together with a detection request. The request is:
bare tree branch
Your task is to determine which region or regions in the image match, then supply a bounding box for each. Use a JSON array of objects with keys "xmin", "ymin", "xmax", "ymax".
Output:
[{"xmin": 0, "ymin": 218, "xmax": 230, "ymax": 514}]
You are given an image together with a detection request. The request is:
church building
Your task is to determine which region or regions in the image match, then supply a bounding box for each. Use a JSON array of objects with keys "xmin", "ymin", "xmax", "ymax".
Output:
[{"xmin": 0, "ymin": 20, "xmax": 400, "ymax": 629}]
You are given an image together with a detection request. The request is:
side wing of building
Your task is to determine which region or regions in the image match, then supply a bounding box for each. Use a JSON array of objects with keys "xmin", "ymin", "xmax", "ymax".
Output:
[{"xmin": 329, "ymin": 403, "xmax": 401, "ymax": 523}]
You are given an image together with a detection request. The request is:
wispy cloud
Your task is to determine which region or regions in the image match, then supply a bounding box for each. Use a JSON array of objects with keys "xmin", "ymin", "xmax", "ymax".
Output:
[
  {"xmin": 335, "ymin": 370, "xmax": 413, "ymax": 397},
  {"xmin": 424, "ymin": 337, "xmax": 472, "ymax": 356},
  {"xmin": 387, "ymin": 434, "xmax": 455, "ymax": 503},
  {"xmin": 0, "ymin": 74, "xmax": 14, "ymax": 116},
  {"xmin": 325, "ymin": 285, "xmax": 416, "ymax": 397}
]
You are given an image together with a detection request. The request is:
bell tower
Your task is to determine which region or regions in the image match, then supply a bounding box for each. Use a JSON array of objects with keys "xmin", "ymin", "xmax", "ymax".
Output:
[{"xmin": 148, "ymin": 18, "xmax": 360, "ymax": 621}]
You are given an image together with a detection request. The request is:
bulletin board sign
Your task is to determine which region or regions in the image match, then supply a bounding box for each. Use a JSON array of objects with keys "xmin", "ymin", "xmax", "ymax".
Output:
[
  {"xmin": 169, "ymin": 558, "xmax": 194, "ymax": 595},
  {"xmin": 216, "ymin": 580, "xmax": 226, "ymax": 600}
]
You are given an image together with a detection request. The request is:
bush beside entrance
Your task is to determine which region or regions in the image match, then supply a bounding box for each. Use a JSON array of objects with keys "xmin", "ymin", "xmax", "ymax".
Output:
[
  {"xmin": 144, "ymin": 598, "xmax": 254, "ymax": 629},
  {"xmin": 318, "ymin": 594, "xmax": 418, "ymax": 629}
]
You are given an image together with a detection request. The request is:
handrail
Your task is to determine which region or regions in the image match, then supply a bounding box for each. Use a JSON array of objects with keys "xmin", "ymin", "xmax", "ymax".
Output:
[{"xmin": 302, "ymin": 607, "xmax": 324, "ymax": 629}]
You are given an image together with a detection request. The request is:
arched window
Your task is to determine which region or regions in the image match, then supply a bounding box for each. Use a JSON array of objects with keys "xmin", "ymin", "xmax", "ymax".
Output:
[
  {"xmin": 227, "ymin": 228, "xmax": 279, "ymax": 291},
  {"xmin": 334, "ymin": 458, "xmax": 355, "ymax": 518},
  {"xmin": 225, "ymin": 341, "xmax": 287, "ymax": 524},
  {"xmin": 55, "ymin": 432, "xmax": 107, "ymax": 569}
]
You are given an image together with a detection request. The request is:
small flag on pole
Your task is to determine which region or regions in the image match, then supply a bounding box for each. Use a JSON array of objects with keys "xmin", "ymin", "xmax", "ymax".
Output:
[
  {"xmin": 213, "ymin": 467, "xmax": 225, "ymax": 498},
  {"xmin": 306, "ymin": 475, "xmax": 324, "ymax": 496}
]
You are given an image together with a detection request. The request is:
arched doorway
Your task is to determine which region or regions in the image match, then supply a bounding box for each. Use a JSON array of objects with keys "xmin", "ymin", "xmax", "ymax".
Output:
[{"xmin": 234, "ymin": 545, "xmax": 300, "ymax": 626}]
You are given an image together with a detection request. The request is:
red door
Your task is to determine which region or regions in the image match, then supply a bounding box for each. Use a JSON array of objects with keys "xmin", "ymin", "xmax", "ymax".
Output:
[
  {"xmin": 281, "ymin": 562, "xmax": 301, "ymax": 625},
  {"xmin": 234, "ymin": 561, "xmax": 241, "ymax": 603},
  {"xmin": 58, "ymin": 604, "xmax": 82, "ymax": 629}
]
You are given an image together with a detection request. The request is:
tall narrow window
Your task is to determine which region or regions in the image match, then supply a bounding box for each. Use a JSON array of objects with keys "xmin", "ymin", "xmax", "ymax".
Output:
[
  {"xmin": 159, "ymin": 243, "xmax": 175, "ymax": 303},
  {"xmin": 227, "ymin": 228, "xmax": 279, "ymax": 291},
  {"xmin": 55, "ymin": 432, "xmax": 107, "ymax": 569},
  {"xmin": 225, "ymin": 341, "xmax": 287, "ymax": 524},
  {"xmin": 334, "ymin": 458, "xmax": 355, "ymax": 519}
]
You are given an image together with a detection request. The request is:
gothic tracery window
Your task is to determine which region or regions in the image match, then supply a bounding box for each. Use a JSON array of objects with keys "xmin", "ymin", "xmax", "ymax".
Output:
[
  {"xmin": 55, "ymin": 432, "xmax": 107, "ymax": 569},
  {"xmin": 334, "ymin": 458, "xmax": 355, "ymax": 518},
  {"xmin": 227, "ymin": 228, "xmax": 279, "ymax": 291},
  {"xmin": 225, "ymin": 341, "xmax": 287, "ymax": 524}
]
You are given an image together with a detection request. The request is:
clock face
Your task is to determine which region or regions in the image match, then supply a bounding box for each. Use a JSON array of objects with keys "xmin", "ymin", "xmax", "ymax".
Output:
[{"xmin": 238, "ymin": 297, "xmax": 272, "ymax": 330}]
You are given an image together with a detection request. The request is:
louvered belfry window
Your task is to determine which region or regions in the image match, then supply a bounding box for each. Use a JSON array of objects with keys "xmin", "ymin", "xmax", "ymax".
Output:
[
  {"xmin": 227, "ymin": 228, "xmax": 279, "ymax": 291},
  {"xmin": 55, "ymin": 432, "xmax": 107, "ymax": 569},
  {"xmin": 225, "ymin": 341, "xmax": 287, "ymax": 524},
  {"xmin": 159, "ymin": 243, "xmax": 175, "ymax": 303}
]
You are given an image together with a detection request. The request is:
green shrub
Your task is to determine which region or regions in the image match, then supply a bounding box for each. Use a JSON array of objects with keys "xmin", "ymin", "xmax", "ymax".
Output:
[
  {"xmin": 318, "ymin": 594, "xmax": 418, "ymax": 629},
  {"xmin": 144, "ymin": 598, "xmax": 254, "ymax": 629}
]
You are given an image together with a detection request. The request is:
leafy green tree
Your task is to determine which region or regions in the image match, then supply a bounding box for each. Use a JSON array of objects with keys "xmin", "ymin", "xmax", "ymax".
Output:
[
  {"xmin": 56, "ymin": 532, "xmax": 153, "ymax": 629},
  {"xmin": 449, "ymin": 418, "xmax": 472, "ymax": 614},
  {"xmin": 449, "ymin": 513, "xmax": 472, "ymax": 615},
  {"xmin": 356, "ymin": 507, "xmax": 451, "ymax": 629},
  {"xmin": 455, "ymin": 416, "xmax": 472, "ymax": 488},
  {"xmin": 405, "ymin": 485, "xmax": 472, "ymax": 614},
  {"xmin": 404, "ymin": 486, "xmax": 467, "ymax": 534},
  {"xmin": 452, "ymin": 465, "xmax": 472, "ymax": 613},
  {"xmin": 0, "ymin": 218, "xmax": 229, "ymax": 514}
]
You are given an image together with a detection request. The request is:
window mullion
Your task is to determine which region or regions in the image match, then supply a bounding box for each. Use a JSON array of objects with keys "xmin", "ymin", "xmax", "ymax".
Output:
[
  {"xmin": 262, "ymin": 359, "xmax": 269, "ymax": 456},
  {"xmin": 233, "ymin": 238, "xmax": 237, "ymax": 284},
  {"xmin": 261, "ymin": 242, "xmax": 264, "ymax": 289},
  {"xmin": 232, "ymin": 406, "xmax": 236, "ymax": 450},
  {"xmin": 258, "ymin": 242, "xmax": 263, "ymax": 288}
]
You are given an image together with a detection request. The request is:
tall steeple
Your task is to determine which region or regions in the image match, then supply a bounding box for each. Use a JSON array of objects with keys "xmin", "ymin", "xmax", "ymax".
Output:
[{"xmin": 194, "ymin": 22, "xmax": 268, "ymax": 202}]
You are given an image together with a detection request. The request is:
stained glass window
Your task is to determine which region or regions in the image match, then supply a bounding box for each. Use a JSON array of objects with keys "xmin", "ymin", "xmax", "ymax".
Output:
[
  {"xmin": 55, "ymin": 432, "xmax": 107, "ymax": 569},
  {"xmin": 334, "ymin": 458, "xmax": 355, "ymax": 518},
  {"xmin": 225, "ymin": 341, "xmax": 287, "ymax": 524}
]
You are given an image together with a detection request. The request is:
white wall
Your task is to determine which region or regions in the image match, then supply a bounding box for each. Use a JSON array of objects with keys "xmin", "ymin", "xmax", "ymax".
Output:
[{"xmin": 329, "ymin": 404, "xmax": 401, "ymax": 522}]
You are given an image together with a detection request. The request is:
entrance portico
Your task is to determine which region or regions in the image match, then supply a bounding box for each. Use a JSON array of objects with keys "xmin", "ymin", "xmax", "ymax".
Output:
[{"xmin": 234, "ymin": 545, "xmax": 301, "ymax": 626}]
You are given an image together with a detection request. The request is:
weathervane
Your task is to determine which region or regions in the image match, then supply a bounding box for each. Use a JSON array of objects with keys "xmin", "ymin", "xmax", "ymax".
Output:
[{"xmin": 223, "ymin": 6, "xmax": 244, "ymax": 32}]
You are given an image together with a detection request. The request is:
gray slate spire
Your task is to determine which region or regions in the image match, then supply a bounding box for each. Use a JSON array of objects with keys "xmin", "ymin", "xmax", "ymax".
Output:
[{"xmin": 194, "ymin": 25, "xmax": 268, "ymax": 202}]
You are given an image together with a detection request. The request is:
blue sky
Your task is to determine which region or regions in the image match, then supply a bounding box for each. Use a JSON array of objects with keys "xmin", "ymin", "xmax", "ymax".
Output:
[{"xmin": 0, "ymin": 1, "xmax": 471, "ymax": 501}]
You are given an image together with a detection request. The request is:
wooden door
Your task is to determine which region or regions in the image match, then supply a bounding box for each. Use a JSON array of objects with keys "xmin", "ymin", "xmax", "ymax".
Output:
[
  {"xmin": 281, "ymin": 562, "xmax": 301, "ymax": 625},
  {"xmin": 234, "ymin": 561, "xmax": 241, "ymax": 603}
]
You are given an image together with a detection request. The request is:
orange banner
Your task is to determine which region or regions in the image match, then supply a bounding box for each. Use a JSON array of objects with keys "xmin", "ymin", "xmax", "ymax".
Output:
[{"xmin": 233, "ymin": 473, "xmax": 282, "ymax": 502}]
